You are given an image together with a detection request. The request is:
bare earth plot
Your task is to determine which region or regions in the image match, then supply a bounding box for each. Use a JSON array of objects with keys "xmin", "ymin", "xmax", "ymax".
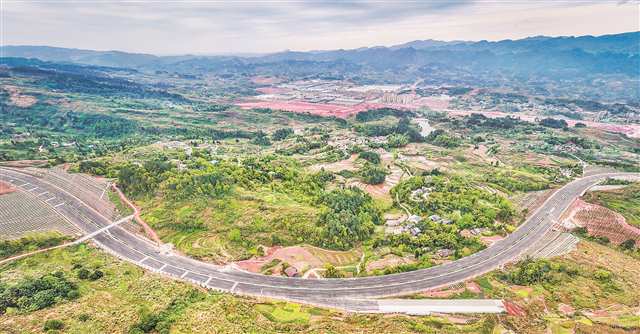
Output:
[{"xmin": 563, "ymin": 199, "xmax": 640, "ymax": 245}]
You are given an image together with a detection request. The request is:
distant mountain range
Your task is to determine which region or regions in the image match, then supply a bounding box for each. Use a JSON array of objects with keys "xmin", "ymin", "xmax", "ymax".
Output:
[
  {"xmin": 1, "ymin": 31, "xmax": 639, "ymax": 100},
  {"xmin": 2, "ymin": 31, "xmax": 638, "ymax": 69}
]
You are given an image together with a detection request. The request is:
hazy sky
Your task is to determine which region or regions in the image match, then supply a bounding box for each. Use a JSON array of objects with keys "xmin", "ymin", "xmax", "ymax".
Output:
[{"xmin": 1, "ymin": 1, "xmax": 638, "ymax": 55}]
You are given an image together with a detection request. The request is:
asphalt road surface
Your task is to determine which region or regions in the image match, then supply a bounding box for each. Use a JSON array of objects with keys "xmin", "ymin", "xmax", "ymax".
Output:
[{"xmin": 1, "ymin": 167, "xmax": 638, "ymax": 313}]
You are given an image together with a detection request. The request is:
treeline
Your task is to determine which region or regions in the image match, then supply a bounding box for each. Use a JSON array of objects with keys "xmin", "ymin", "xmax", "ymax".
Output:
[
  {"xmin": 539, "ymin": 117, "xmax": 568, "ymax": 129},
  {"xmin": 2, "ymin": 101, "xmax": 141, "ymax": 139},
  {"xmin": 501, "ymin": 257, "xmax": 579, "ymax": 286},
  {"xmin": 355, "ymin": 116, "xmax": 422, "ymax": 143},
  {"xmin": 460, "ymin": 114, "xmax": 529, "ymax": 130},
  {"xmin": 543, "ymin": 97, "xmax": 635, "ymax": 115},
  {"xmin": 354, "ymin": 108, "xmax": 415, "ymax": 122},
  {"xmin": 0, "ymin": 233, "xmax": 70, "ymax": 260}
]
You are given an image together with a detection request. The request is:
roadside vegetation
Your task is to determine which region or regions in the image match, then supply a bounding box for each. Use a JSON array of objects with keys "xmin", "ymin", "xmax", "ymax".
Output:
[
  {"xmin": 0, "ymin": 245, "xmax": 497, "ymax": 333},
  {"xmin": 0, "ymin": 232, "xmax": 71, "ymax": 260},
  {"xmin": 479, "ymin": 241, "xmax": 640, "ymax": 333},
  {"xmin": 583, "ymin": 182, "xmax": 640, "ymax": 227}
]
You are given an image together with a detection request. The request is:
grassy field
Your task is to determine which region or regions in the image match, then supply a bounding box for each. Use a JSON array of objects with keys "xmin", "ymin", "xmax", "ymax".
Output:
[
  {"xmin": 140, "ymin": 187, "xmax": 320, "ymax": 263},
  {"xmin": 583, "ymin": 183, "xmax": 640, "ymax": 227},
  {"xmin": 0, "ymin": 245, "xmax": 498, "ymax": 334},
  {"xmin": 0, "ymin": 231, "xmax": 71, "ymax": 260}
]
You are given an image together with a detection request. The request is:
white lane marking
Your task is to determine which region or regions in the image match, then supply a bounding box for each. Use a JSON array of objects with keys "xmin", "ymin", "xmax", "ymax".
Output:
[
  {"xmin": 19, "ymin": 183, "xmax": 30, "ymax": 187},
  {"xmin": 99, "ymin": 183, "xmax": 109, "ymax": 200},
  {"xmin": 73, "ymin": 215, "xmax": 134, "ymax": 244},
  {"xmin": 37, "ymin": 191, "xmax": 49, "ymax": 197},
  {"xmin": 6, "ymin": 168, "xmax": 637, "ymax": 297},
  {"xmin": 53, "ymin": 203, "xmax": 64, "ymax": 208},
  {"xmin": 139, "ymin": 256, "xmax": 149, "ymax": 264},
  {"xmin": 205, "ymin": 276, "xmax": 212, "ymax": 285},
  {"xmin": 27, "ymin": 187, "xmax": 38, "ymax": 192},
  {"xmin": 180, "ymin": 271, "xmax": 190, "ymax": 279},
  {"xmin": 158, "ymin": 263, "xmax": 167, "ymax": 272},
  {"xmin": 231, "ymin": 282, "xmax": 239, "ymax": 292},
  {"xmin": 45, "ymin": 197, "xmax": 56, "ymax": 202}
]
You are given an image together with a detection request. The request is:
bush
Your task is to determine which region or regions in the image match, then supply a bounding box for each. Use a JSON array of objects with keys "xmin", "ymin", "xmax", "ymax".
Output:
[
  {"xmin": 621, "ymin": 239, "xmax": 636, "ymax": 250},
  {"xmin": 323, "ymin": 264, "xmax": 345, "ymax": 278},
  {"xmin": 387, "ymin": 134, "xmax": 409, "ymax": 148},
  {"xmin": 0, "ymin": 233, "xmax": 69, "ymax": 260},
  {"xmin": 424, "ymin": 129, "xmax": 460, "ymax": 148},
  {"xmin": 359, "ymin": 163, "xmax": 387, "ymax": 185},
  {"xmin": 539, "ymin": 118, "xmax": 568, "ymax": 129},
  {"xmin": 43, "ymin": 319, "xmax": 64, "ymax": 331},
  {"xmin": 272, "ymin": 127, "xmax": 294, "ymax": 141},
  {"xmin": 358, "ymin": 151, "xmax": 381, "ymax": 164},
  {"xmin": 503, "ymin": 258, "xmax": 554, "ymax": 285},
  {"xmin": 0, "ymin": 272, "xmax": 78, "ymax": 314},
  {"xmin": 77, "ymin": 268, "xmax": 90, "ymax": 280},
  {"xmin": 593, "ymin": 269, "xmax": 612, "ymax": 282},
  {"xmin": 89, "ymin": 270, "xmax": 104, "ymax": 281},
  {"xmin": 317, "ymin": 187, "xmax": 381, "ymax": 250}
]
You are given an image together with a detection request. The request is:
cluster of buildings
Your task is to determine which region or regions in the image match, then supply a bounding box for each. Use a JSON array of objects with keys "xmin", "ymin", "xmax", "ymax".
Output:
[
  {"xmin": 385, "ymin": 213, "xmax": 454, "ymax": 236},
  {"xmin": 409, "ymin": 186, "xmax": 433, "ymax": 202},
  {"xmin": 254, "ymin": 79, "xmax": 422, "ymax": 107}
]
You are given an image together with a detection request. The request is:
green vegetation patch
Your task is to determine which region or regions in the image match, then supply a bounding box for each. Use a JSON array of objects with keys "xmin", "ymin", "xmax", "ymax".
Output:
[
  {"xmin": 0, "ymin": 271, "xmax": 78, "ymax": 314},
  {"xmin": 0, "ymin": 232, "xmax": 71, "ymax": 260},
  {"xmin": 583, "ymin": 183, "xmax": 640, "ymax": 227},
  {"xmin": 392, "ymin": 174, "xmax": 515, "ymax": 229},
  {"xmin": 255, "ymin": 303, "xmax": 311, "ymax": 324}
]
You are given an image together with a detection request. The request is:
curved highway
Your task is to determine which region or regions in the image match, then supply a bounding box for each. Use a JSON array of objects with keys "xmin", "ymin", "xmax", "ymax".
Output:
[{"xmin": 1, "ymin": 167, "xmax": 638, "ymax": 312}]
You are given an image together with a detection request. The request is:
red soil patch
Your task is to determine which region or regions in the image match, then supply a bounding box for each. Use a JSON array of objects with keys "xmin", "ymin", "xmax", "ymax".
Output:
[
  {"xmin": 2, "ymin": 85, "xmax": 37, "ymax": 108},
  {"xmin": 479, "ymin": 235, "xmax": 504, "ymax": 247},
  {"xmin": 0, "ymin": 181, "xmax": 16, "ymax": 195},
  {"xmin": 558, "ymin": 303, "xmax": 576, "ymax": 316},
  {"xmin": 366, "ymin": 254, "xmax": 415, "ymax": 272},
  {"xmin": 465, "ymin": 281, "xmax": 482, "ymax": 294},
  {"xmin": 563, "ymin": 199, "xmax": 640, "ymax": 245},
  {"xmin": 111, "ymin": 184, "xmax": 162, "ymax": 245},
  {"xmin": 421, "ymin": 286, "xmax": 466, "ymax": 298},
  {"xmin": 251, "ymin": 76, "xmax": 281, "ymax": 85},
  {"xmin": 420, "ymin": 281, "xmax": 481, "ymax": 298},
  {"xmin": 234, "ymin": 246, "xmax": 324, "ymax": 273},
  {"xmin": 504, "ymin": 300, "xmax": 526, "ymax": 316}
]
